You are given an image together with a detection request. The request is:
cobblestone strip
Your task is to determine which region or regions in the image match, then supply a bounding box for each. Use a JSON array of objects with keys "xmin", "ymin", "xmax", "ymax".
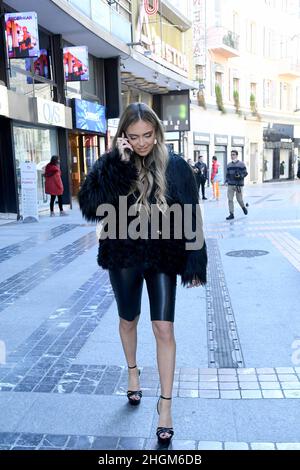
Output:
[
  {"xmin": 0, "ymin": 224, "xmax": 79, "ymax": 263},
  {"xmin": 0, "ymin": 231, "xmax": 97, "ymax": 312},
  {"xmin": 3, "ymin": 362, "xmax": 300, "ymax": 398},
  {"xmin": 206, "ymin": 239, "xmax": 245, "ymax": 368},
  {"xmin": 0, "ymin": 432, "xmax": 299, "ymax": 450}
]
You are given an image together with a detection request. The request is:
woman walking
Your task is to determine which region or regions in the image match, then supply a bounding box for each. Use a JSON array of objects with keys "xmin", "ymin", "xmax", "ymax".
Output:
[
  {"xmin": 45, "ymin": 155, "xmax": 67, "ymax": 216},
  {"xmin": 78, "ymin": 103, "xmax": 207, "ymax": 446}
]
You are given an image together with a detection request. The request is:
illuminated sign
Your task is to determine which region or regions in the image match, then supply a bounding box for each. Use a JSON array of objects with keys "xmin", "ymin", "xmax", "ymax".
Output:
[
  {"xmin": 74, "ymin": 99, "xmax": 107, "ymax": 133},
  {"xmin": 5, "ymin": 11, "xmax": 39, "ymax": 59},
  {"xmin": 63, "ymin": 46, "xmax": 89, "ymax": 82},
  {"xmin": 161, "ymin": 91, "xmax": 190, "ymax": 132}
]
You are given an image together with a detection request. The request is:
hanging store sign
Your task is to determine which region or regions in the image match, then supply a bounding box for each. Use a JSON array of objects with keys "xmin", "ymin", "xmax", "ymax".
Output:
[
  {"xmin": 144, "ymin": 0, "xmax": 159, "ymax": 15},
  {"xmin": 63, "ymin": 46, "xmax": 89, "ymax": 82},
  {"xmin": 20, "ymin": 162, "xmax": 38, "ymax": 222},
  {"xmin": 0, "ymin": 85, "xmax": 9, "ymax": 117},
  {"xmin": 5, "ymin": 11, "xmax": 39, "ymax": 59},
  {"xmin": 73, "ymin": 99, "xmax": 107, "ymax": 133}
]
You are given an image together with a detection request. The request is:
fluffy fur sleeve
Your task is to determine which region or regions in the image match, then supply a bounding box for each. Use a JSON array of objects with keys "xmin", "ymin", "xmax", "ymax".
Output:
[
  {"xmin": 78, "ymin": 148, "xmax": 138, "ymax": 222},
  {"xmin": 168, "ymin": 156, "xmax": 207, "ymax": 286}
]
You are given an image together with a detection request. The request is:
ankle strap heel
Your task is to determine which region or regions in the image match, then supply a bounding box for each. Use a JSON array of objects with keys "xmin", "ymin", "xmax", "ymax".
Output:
[{"xmin": 127, "ymin": 365, "xmax": 142, "ymax": 406}]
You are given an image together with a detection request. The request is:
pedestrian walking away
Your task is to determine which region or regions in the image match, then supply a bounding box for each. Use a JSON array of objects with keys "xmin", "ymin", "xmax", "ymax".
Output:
[
  {"xmin": 225, "ymin": 150, "xmax": 248, "ymax": 220},
  {"xmin": 44, "ymin": 155, "xmax": 68, "ymax": 216},
  {"xmin": 78, "ymin": 102, "xmax": 207, "ymax": 447},
  {"xmin": 194, "ymin": 155, "xmax": 208, "ymax": 200}
]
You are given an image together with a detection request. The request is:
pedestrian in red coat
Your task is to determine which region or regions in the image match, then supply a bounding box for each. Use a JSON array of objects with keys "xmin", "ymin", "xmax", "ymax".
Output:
[{"xmin": 44, "ymin": 156, "xmax": 67, "ymax": 216}]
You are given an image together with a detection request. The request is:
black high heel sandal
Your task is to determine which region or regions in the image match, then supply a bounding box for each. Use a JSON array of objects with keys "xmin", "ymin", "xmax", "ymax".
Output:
[
  {"xmin": 127, "ymin": 365, "xmax": 142, "ymax": 406},
  {"xmin": 156, "ymin": 395, "xmax": 174, "ymax": 445}
]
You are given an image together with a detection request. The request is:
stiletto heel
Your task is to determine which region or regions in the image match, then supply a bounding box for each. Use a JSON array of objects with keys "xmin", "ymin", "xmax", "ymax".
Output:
[
  {"xmin": 127, "ymin": 365, "xmax": 142, "ymax": 406},
  {"xmin": 156, "ymin": 395, "xmax": 174, "ymax": 445}
]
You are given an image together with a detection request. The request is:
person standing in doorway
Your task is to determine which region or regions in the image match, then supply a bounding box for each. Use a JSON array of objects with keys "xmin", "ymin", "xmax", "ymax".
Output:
[
  {"xmin": 225, "ymin": 150, "xmax": 248, "ymax": 220},
  {"xmin": 78, "ymin": 102, "xmax": 207, "ymax": 447},
  {"xmin": 194, "ymin": 156, "xmax": 208, "ymax": 200},
  {"xmin": 45, "ymin": 156, "xmax": 67, "ymax": 216},
  {"xmin": 210, "ymin": 156, "xmax": 220, "ymax": 200}
]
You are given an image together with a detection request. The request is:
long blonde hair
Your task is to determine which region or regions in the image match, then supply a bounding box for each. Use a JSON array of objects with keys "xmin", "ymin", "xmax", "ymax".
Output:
[{"xmin": 112, "ymin": 102, "xmax": 168, "ymax": 214}]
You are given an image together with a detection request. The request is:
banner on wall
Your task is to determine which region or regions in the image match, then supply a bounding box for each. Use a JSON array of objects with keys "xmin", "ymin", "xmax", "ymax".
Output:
[
  {"xmin": 20, "ymin": 162, "xmax": 39, "ymax": 222},
  {"xmin": 63, "ymin": 46, "xmax": 89, "ymax": 82},
  {"xmin": 5, "ymin": 11, "xmax": 39, "ymax": 59}
]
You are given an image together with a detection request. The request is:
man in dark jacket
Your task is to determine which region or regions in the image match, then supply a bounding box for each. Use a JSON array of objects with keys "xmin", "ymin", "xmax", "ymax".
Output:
[
  {"xmin": 225, "ymin": 150, "xmax": 248, "ymax": 220},
  {"xmin": 194, "ymin": 156, "xmax": 208, "ymax": 200}
]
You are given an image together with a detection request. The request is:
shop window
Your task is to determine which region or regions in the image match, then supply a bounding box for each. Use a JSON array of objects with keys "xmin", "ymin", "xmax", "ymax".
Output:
[
  {"xmin": 13, "ymin": 125, "xmax": 58, "ymax": 209},
  {"xmin": 9, "ymin": 28, "xmax": 55, "ymax": 99}
]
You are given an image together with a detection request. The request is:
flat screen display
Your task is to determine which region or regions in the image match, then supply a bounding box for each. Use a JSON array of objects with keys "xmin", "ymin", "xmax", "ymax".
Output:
[
  {"xmin": 63, "ymin": 46, "xmax": 89, "ymax": 82},
  {"xmin": 25, "ymin": 49, "xmax": 50, "ymax": 83},
  {"xmin": 5, "ymin": 11, "xmax": 39, "ymax": 59},
  {"xmin": 161, "ymin": 91, "xmax": 190, "ymax": 132}
]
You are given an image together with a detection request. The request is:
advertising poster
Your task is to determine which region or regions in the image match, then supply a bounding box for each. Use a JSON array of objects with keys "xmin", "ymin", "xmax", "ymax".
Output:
[
  {"xmin": 161, "ymin": 91, "xmax": 190, "ymax": 132},
  {"xmin": 20, "ymin": 162, "xmax": 39, "ymax": 222},
  {"xmin": 63, "ymin": 46, "xmax": 89, "ymax": 82},
  {"xmin": 74, "ymin": 99, "xmax": 107, "ymax": 133},
  {"xmin": 25, "ymin": 49, "xmax": 50, "ymax": 83},
  {"xmin": 5, "ymin": 11, "xmax": 39, "ymax": 59}
]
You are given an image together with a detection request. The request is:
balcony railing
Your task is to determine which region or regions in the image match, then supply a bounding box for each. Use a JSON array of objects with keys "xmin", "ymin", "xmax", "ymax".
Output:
[
  {"xmin": 207, "ymin": 27, "xmax": 240, "ymax": 58},
  {"xmin": 278, "ymin": 58, "xmax": 300, "ymax": 79}
]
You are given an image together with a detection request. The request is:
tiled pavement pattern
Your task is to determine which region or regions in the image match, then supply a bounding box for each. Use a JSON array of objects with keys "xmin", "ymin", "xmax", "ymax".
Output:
[
  {"xmin": 0, "ymin": 270, "xmax": 113, "ymax": 393},
  {"xmin": 2, "ymin": 363, "xmax": 300, "ymax": 399},
  {"xmin": 205, "ymin": 219, "xmax": 300, "ymax": 239},
  {"xmin": 0, "ymin": 231, "xmax": 97, "ymax": 313},
  {"xmin": 263, "ymin": 232, "xmax": 300, "ymax": 272},
  {"xmin": 205, "ymin": 239, "xmax": 244, "ymax": 369},
  {"xmin": 1, "ymin": 184, "xmax": 300, "ymax": 450},
  {"xmin": 0, "ymin": 224, "xmax": 79, "ymax": 264},
  {"xmin": 0, "ymin": 432, "xmax": 300, "ymax": 450}
]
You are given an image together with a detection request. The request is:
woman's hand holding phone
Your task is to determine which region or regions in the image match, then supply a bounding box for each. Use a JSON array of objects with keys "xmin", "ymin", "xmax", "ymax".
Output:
[{"xmin": 117, "ymin": 133, "xmax": 134, "ymax": 162}]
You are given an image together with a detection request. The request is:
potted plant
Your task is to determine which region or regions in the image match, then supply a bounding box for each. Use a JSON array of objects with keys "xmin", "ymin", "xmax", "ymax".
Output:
[{"xmin": 215, "ymin": 83, "xmax": 226, "ymax": 113}]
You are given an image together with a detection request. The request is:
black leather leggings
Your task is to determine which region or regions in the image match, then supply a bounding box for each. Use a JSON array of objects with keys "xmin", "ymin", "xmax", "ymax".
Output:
[{"xmin": 109, "ymin": 268, "xmax": 177, "ymax": 322}]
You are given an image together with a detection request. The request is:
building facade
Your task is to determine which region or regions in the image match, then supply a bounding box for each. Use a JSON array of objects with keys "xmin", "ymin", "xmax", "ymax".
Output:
[
  {"xmin": 190, "ymin": 0, "xmax": 300, "ymax": 184},
  {"xmin": 0, "ymin": 0, "xmax": 196, "ymax": 217}
]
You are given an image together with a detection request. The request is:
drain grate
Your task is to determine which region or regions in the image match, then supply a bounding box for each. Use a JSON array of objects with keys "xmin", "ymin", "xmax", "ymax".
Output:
[
  {"xmin": 206, "ymin": 239, "xmax": 245, "ymax": 368},
  {"xmin": 226, "ymin": 250, "xmax": 269, "ymax": 258}
]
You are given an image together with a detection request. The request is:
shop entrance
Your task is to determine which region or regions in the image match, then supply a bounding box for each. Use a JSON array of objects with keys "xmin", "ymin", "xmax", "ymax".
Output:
[
  {"xmin": 69, "ymin": 133, "xmax": 103, "ymax": 196},
  {"xmin": 214, "ymin": 145, "xmax": 227, "ymax": 183}
]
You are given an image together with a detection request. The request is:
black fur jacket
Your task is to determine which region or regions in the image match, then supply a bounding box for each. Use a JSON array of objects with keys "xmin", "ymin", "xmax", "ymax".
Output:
[{"xmin": 78, "ymin": 148, "xmax": 207, "ymax": 285}]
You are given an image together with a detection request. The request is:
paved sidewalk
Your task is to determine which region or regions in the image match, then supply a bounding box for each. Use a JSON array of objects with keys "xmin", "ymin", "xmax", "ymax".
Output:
[{"xmin": 0, "ymin": 181, "xmax": 300, "ymax": 450}]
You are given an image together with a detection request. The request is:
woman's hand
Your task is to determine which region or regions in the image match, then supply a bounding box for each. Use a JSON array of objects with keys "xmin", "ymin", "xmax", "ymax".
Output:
[
  {"xmin": 187, "ymin": 279, "xmax": 203, "ymax": 288},
  {"xmin": 117, "ymin": 133, "xmax": 134, "ymax": 162}
]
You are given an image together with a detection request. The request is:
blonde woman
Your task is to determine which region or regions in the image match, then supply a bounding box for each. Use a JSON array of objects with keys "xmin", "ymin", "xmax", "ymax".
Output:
[{"xmin": 79, "ymin": 102, "xmax": 207, "ymax": 447}]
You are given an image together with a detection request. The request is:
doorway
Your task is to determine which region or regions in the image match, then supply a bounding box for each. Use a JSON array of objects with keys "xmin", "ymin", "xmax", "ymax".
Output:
[{"xmin": 214, "ymin": 145, "xmax": 227, "ymax": 183}]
